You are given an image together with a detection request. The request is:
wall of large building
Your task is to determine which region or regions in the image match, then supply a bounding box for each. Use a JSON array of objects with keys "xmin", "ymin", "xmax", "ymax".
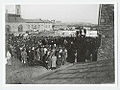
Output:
[
  {"xmin": 26, "ymin": 22, "xmax": 52, "ymax": 31},
  {"xmin": 6, "ymin": 22, "xmax": 26, "ymax": 33},
  {"xmin": 6, "ymin": 22, "xmax": 53, "ymax": 33},
  {"xmin": 99, "ymin": 4, "xmax": 114, "ymax": 31}
]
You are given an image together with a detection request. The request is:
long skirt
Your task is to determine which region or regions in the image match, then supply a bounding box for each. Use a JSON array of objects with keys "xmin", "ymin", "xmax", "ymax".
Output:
[
  {"xmin": 51, "ymin": 56, "xmax": 57, "ymax": 68},
  {"xmin": 7, "ymin": 52, "xmax": 12, "ymax": 65}
]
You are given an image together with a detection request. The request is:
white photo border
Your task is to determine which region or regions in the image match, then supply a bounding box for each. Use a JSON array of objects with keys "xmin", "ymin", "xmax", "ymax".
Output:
[{"xmin": 0, "ymin": 1, "xmax": 118, "ymax": 88}]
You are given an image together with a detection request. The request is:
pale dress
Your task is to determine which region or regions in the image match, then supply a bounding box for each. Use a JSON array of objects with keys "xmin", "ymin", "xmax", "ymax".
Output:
[
  {"xmin": 51, "ymin": 55, "xmax": 57, "ymax": 68},
  {"xmin": 7, "ymin": 51, "xmax": 12, "ymax": 65}
]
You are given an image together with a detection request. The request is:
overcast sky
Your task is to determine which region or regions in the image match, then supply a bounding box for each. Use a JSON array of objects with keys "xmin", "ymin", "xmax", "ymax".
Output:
[{"xmin": 6, "ymin": 4, "xmax": 99, "ymax": 24}]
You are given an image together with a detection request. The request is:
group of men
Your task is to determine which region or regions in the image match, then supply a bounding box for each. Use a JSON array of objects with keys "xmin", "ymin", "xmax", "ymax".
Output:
[{"xmin": 6, "ymin": 29, "xmax": 101, "ymax": 70}]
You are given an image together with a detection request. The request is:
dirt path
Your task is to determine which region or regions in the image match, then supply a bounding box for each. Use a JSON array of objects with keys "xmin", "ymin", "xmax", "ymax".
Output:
[{"xmin": 32, "ymin": 59, "xmax": 114, "ymax": 84}]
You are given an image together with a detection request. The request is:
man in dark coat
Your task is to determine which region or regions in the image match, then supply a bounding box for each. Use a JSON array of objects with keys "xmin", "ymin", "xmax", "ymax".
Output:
[
  {"xmin": 15, "ymin": 45, "xmax": 22, "ymax": 61},
  {"xmin": 75, "ymin": 35, "xmax": 87, "ymax": 63},
  {"xmin": 27, "ymin": 47, "xmax": 35, "ymax": 65},
  {"xmin": 66, "ymin": 41, "xmax": 76, "ymax": 63}
]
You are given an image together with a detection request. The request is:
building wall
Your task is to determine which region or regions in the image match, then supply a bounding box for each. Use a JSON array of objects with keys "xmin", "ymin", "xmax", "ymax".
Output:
[
  {"xmin": 26, "ymin": 22, "xmax": 52, "ymax": 31},
  {"xmin": 99, "ymin": 4, "xmax": 114, "ymax": 30},
  {"xmin": 99, "ymin": 4, "xmax": 114, "ymax": 37},
  {"xmin": 6, "ymin": 22, "xmax": 27, "ymax": 33},
  {"xmin": 5, "ymin": 22, "xmax": 53, "ymax": 33}
]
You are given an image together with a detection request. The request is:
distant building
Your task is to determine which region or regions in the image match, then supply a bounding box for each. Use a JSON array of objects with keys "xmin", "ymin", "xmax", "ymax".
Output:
[
  {"xmin": 5, "ymin": 5, "xmax": 53, "ymax": 34},
  {"xmin": 53, "ymin": 24, "xmax": 69, "ymax": 31}
]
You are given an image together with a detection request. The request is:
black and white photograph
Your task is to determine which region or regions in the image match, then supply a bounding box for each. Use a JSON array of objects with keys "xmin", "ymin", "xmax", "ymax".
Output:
[{"xmin": 5, "ymin": 4, "xmax": 115, "ymax": 84}]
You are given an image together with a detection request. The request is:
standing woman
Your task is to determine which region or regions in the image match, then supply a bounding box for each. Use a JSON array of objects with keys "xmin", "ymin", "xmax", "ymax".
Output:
[
  {"xmin": 50, "ymin": 46, "xmax": 57, "ymax": 70},
  {"xmin": 36, "ymin": 48, "xmax": 41, "ymax": 61},
  {"xmin": 51, "ymin": 52, "xmax": 57, "ymax": 70},
  {"xmin": 6, "ymin": 50, "xmax": 12, "ymax": 65}
]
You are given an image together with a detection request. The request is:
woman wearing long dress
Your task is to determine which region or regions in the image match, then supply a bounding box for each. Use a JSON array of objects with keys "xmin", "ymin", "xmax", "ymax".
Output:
[
  {"xmin": 7, "ymin": 50, "xmax": 12, "ymax": 65},
  {"xmin": 36, "ymin": 48, "xmax": 41, "ymax": 61},
  {"xmin": 51, "ymin": 54, "xmax": 57, "ymax": 70},
  {"xmin": 51, "ymin": 48, "xmax": 57, "ymax": 70}
]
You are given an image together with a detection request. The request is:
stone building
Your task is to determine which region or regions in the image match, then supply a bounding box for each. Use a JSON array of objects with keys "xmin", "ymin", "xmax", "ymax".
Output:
[
  {"xmin": 97, "ymin": 4, "xmax": 114, "ymax": 64},
  {"xmin": 5, "ymin": 5, "xmax": 53, "ymax": 34},
  {"xmin": 98, "ymin": 4, "xmax": 114, "ymax": 31}
]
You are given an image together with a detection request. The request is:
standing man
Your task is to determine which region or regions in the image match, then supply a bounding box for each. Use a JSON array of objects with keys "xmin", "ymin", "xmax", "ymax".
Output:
[
  {"xmin": 75, "ymin": 31, "xmax": 87, "ymax": 63},
  {"xmin": 61, "ymin": 47, "xmax": 67, "ymax": 65}
]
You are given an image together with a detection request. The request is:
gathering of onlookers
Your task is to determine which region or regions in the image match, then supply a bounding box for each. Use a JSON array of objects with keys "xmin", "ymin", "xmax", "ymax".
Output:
[{"xmin": 6, "ymin": 28, "xmax": 101, "ymax": 70}]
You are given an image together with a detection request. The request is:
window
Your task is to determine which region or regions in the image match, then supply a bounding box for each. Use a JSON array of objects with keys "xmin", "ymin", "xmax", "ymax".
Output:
[
  {"xmin": 6, "ymin": 25, "xmax": 11, "ymax": 32},
  {"xmin": 18, "ymin": 25, "xmax": 23, "ymax": 32}
]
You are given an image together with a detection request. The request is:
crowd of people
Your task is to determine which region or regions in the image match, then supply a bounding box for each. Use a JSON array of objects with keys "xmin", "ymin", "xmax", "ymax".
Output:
[{"xmin": 6, "ymin": 29, "xmax": 101, "ymax": 70}]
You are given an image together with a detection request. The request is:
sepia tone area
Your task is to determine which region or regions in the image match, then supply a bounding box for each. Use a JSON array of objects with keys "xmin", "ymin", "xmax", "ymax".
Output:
[{"xmin": 5, "ymin": 4, "xmax": 114, "ymax": 84}]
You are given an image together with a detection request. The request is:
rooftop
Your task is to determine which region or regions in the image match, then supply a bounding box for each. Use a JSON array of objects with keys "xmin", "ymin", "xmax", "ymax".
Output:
[
  {"xmin": 6, "ymin": 13, "xmax": 52, "ymax": 23},
  {"xmin": 25, "ymin": 19, "xmax": 52, "ymax": 23},
  {"xmin": 5, "ymin": 13, "xmax": 24, "ymax": 23}
]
